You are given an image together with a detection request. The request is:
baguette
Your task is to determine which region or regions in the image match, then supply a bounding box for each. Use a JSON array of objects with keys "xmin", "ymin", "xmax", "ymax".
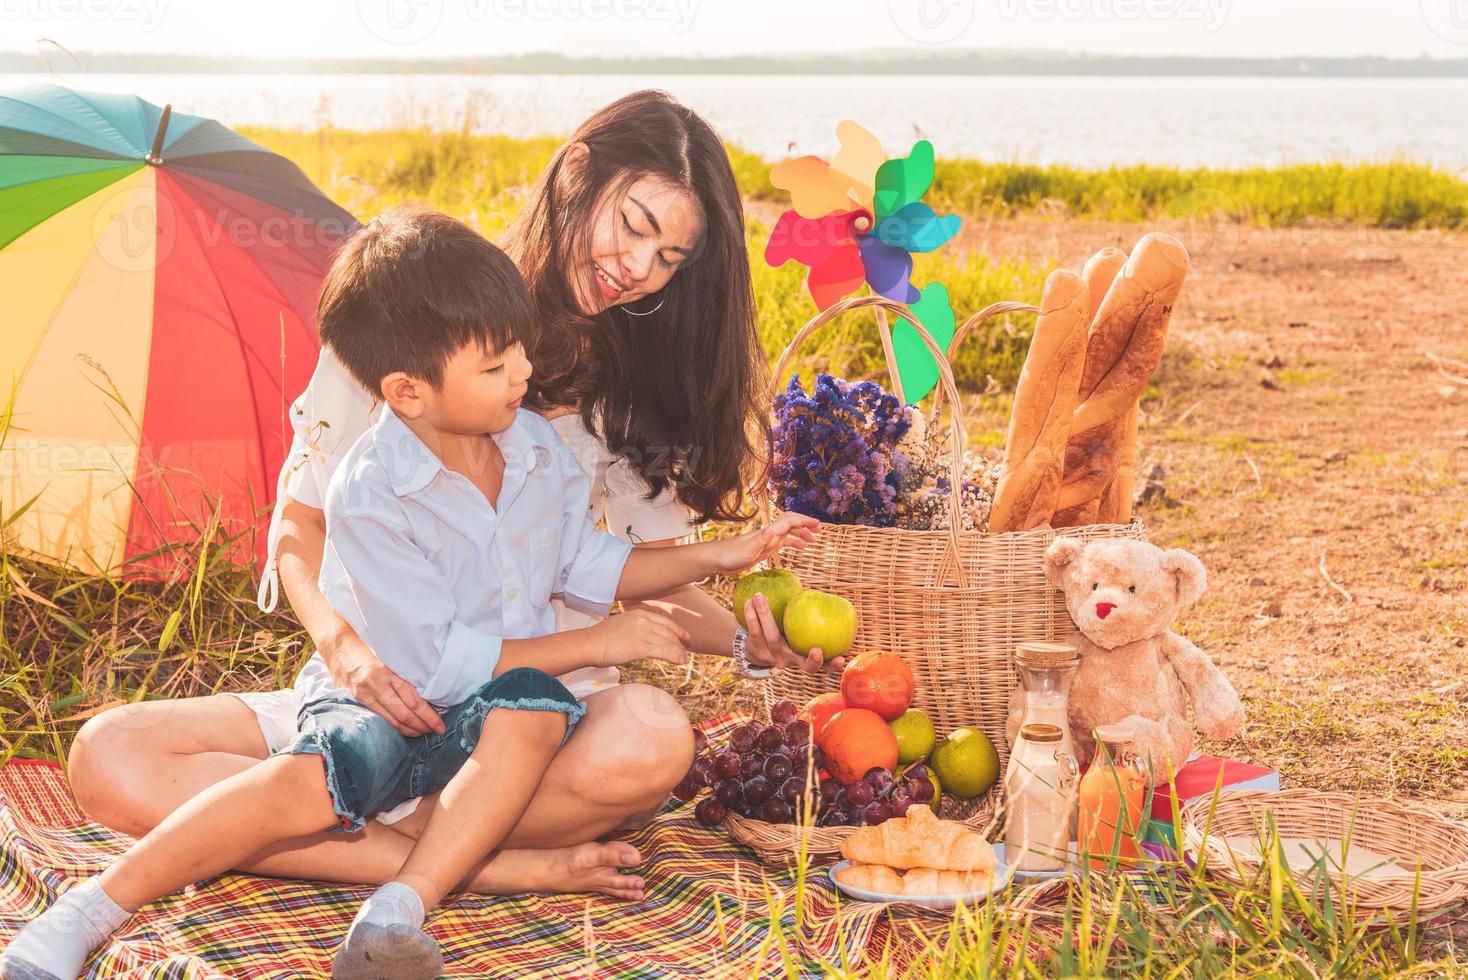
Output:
[
  {"xmin": 836, "ymin": 862, "xmax": 996, "ymax": 897},
  {"xmin": 987, "ymin": 270, "xmax": 1090, "ymax": 532},
  {"xmin": 1053, "ymin": 234, "xmax": 1188, "ymax": 525},
  {"xmin": 1080, "ymin": 246, "xmax": 1134, "ymax": 526},
  {"xmin": 839, "ymin": 803, "xmax": 997, "ymax": 872},
  {"xmin": 1081, "ymin": 247, "xmax": 1127, "ymax": 318}
]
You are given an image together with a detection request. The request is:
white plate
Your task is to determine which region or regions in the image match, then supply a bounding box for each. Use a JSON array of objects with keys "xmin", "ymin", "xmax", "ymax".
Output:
[{"xmin": 829, "ymin": 858, "xmax": 1014, "ymax": 911}]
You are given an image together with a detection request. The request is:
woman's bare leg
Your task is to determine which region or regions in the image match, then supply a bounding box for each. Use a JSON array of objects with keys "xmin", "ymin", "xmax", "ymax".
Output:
[{"xmin": 67, "ymin": 684, "xmax": 693, "ymax": 896}]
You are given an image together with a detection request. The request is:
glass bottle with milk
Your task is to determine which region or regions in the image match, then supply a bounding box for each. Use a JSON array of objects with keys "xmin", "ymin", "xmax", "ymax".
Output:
[
  {"xmin": 1013, "ymin": 641, "xmax": 1080, "ymax": 761},
  {"xmin": 1003, "ymin": 723, "xmax": 1079, "ymax": 874}
]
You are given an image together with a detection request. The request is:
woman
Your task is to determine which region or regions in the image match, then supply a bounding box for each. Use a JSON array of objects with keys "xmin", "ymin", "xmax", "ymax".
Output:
[{"xmin": 67, "ymin": 91, "xmax": 836, "ymax": 901}]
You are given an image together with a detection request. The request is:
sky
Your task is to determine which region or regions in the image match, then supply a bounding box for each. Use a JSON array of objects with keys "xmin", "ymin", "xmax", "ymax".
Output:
[{"xmin": 2, "ymin": 0, "xmax": 1465, "ymax": 61}]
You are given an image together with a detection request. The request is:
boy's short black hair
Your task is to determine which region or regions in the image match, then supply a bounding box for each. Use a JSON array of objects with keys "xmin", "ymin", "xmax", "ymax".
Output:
[{"xmin": 317, "ymin": 203, "xmax": 534, "ymax": 393}]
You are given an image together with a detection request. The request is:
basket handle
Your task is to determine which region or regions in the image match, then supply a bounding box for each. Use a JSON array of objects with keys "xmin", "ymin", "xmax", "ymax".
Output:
[
  {"xmin": 926, "ymin": 300, "xmax": 1040, "ymax": 425},
  {"xmin": 760, "ymin": 295, "xmax": 971, "ymax": 588}
]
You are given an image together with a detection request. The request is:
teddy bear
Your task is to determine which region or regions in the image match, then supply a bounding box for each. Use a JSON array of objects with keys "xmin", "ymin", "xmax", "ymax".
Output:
[{"xmin": 1007, "ymin": 536, "xmax": 1245, "ymax": 779}]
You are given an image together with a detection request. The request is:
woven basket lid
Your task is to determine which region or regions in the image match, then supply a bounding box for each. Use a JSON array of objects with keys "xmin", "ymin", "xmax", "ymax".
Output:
[{"xmin": 1014, "ymin": 641, "xmax": 1080, "ymax": 666}]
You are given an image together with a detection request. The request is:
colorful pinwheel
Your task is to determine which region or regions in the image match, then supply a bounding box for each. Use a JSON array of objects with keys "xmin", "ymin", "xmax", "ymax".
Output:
[
  {"xmin": 764, "ymin": 120, "xmax": 960, "ymax": 310},
  {"xmin": 764, "ymin": 121, "xmax": 963, "ymax": 401}
]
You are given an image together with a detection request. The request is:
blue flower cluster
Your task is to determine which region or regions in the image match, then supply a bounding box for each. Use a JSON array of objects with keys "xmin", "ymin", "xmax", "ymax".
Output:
[{"xmin": 770, "ymin": 373, "xmax": 914, "ymax": 526}]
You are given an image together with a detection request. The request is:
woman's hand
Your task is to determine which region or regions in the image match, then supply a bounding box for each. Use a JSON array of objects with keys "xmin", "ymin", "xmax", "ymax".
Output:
[
  {"xmin": 741, "ymin": 592, "xmax": 846, "ymax": 676},
  {"xmin": 712, "ymin": 513, "xmax": 819, "ymax": 575},
  {"xmin": 323, "ymin": 627, "xmax": 446, "ymax": 737}
]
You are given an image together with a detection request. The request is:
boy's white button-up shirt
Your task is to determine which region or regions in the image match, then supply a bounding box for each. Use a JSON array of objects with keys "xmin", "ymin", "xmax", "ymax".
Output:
[{"xmin": 292, "ymin": 404, "xmax": 634, "ymax": 710}]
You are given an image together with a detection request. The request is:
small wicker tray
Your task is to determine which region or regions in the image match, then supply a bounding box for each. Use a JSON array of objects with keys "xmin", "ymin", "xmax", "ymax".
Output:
[
  {"xmin": 1180, "ymin": 789, "xmax": 1468, "ymax": 918},
  {"xmin": 724, "ymin": 792, "xmax": 999, "ymax": 867}
]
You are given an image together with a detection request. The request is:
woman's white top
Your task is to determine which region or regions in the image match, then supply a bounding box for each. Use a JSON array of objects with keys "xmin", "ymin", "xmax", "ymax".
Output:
[{"xmin": 258, "ymin": 348, "xmax": 696, "ymax": 700}]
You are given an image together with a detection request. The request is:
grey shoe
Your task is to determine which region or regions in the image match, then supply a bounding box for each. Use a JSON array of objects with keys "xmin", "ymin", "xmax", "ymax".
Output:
[
  {"xmin": 330, "ymin": 922, "xmax": 443, "ymax": 980},
  {"xmin": 0, "ymin": 956, "xmax": 65, "ymax": 980}
]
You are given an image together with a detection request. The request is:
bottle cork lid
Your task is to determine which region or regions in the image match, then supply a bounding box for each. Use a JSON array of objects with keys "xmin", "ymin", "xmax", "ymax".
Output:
[
  {"xmin": 1019, "ymin": 723, "xmax": 1064, "ymax": 743},
  {"xmin": 1014, "ymin": 641, "xmax": 1080, "ymax": 667},
  {"xmin": 1093, "ymin": 723, "xmax": 1137, "ymax": 744}
]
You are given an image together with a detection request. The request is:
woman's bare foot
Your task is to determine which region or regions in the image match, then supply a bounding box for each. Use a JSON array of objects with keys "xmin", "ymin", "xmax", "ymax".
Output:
[{"xmin": 464, "ymin": 843, "xmax": 644, "ymax": 900}]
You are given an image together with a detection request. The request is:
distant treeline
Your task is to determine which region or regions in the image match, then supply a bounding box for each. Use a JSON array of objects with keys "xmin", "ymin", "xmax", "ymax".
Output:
[{"xmin": 6, "ymin": 49, "xmax": 1468, "ymax": 77}]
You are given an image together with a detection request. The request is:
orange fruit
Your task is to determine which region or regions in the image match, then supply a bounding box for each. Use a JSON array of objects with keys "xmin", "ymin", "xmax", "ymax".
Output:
[
  {"xmin": 799, "ymin": 692, "xmax": 847, "ymax": 742},
  {"xmin": 839, "ymin": 652, "xmax": 916, "ymax": 721},
  {"xmin": 820, "ymin": 708, "xmax": 899, "ymax": 783}
]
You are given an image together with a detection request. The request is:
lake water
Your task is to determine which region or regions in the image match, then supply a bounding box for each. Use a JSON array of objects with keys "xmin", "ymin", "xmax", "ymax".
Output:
[{"xmin": 7, "ymin": 73, "xmax": 1468, "ymax": 171}]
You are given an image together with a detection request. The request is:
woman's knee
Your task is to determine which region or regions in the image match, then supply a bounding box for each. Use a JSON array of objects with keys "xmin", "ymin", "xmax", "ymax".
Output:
[
  {"xmin": 573, "ymin": 685, "xmax": 693, "ymax": 804},
  {"xmin": 68, "ymin": 710, "xmax": 151, "ymax": 831}
]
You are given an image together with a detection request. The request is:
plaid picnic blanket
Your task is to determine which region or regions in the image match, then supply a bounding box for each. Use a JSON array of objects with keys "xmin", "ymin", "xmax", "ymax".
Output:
[{"xmin": 0, "ymin": 715, "xmax": 983, "ymax": 978}]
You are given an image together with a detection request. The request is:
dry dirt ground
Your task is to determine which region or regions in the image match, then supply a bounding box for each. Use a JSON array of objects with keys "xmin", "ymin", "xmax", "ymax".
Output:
[{"xmin": 644, "ymin": 215, "xmax": 1468, "ymax": 826}]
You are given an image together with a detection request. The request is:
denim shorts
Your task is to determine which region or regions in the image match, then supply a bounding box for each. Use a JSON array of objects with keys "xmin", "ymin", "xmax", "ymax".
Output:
[{"xmin": 282, "ymin": 667, "xmax": 585, "ymax": 833}]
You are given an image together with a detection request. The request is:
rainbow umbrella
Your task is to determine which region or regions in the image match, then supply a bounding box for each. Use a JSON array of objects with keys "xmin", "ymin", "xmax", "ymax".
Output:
[{"xmin": 0, "ymin": 84, "xmax": 358, "ymax": 576}]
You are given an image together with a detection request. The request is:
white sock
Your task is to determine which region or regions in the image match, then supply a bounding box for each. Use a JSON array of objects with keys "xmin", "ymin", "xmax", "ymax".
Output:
[
  {"xmin": 349, "ymin": 880, "xmax": 426, "ymax": 933},
  {"xmin": 1, "ymin": 878, "xmax": 131, "ymax": 980}
]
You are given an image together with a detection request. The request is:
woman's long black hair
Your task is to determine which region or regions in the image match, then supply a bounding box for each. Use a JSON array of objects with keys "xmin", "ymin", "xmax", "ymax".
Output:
[{"xmin": 504, "ymin": 90, "xmax": 767, "ymax": 525}]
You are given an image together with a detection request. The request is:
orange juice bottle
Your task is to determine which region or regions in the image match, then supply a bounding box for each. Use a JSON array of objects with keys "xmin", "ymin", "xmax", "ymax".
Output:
[{"xmin": 1078, "ymin": 724, "xmax": 1148, "ymax": 869}]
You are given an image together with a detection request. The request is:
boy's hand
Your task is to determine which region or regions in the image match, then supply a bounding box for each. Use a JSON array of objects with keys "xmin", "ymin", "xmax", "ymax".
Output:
[
  {"xmin": 594, "ymin": 609, "xmax": 691, "ymax": 668},
  {"xmin": 712, "ymin": 513, "xmax": 819, "ymax": 575}
]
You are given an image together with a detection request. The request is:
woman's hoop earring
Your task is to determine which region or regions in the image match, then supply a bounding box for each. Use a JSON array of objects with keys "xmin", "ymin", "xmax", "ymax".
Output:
[{"xmin": 621, "ymin": 297, "xmax": 665, "ymax": 317}]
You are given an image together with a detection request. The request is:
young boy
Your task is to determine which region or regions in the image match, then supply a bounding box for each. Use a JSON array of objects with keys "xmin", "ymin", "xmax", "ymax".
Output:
[{"xmin": 1, "ymin": 205, "xmax": 816, "ymax": 980}]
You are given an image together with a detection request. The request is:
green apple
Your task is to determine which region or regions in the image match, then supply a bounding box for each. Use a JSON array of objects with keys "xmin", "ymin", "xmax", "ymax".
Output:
[
  {"xmin": 782, "ymin": 590, "xmax": 858, "ymax": 661},
  {"xmin": 930, "ymin": 727, "xmax": 1000, "ymax": 800},
  {"xmin": 731, "ymin": 568, "xmax": 803, "ymax": 631},
  {"xmin": 890, "ymin": 708, "xmax": 936, "ymax": 765}
]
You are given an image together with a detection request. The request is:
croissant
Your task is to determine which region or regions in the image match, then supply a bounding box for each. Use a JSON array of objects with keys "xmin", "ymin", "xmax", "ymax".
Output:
[
  {"xmin": 838, "ymin": 804, "xmax": 997, "ymax": 872},
  {"xmin": 836, "ymin": 862, "xmax": 996, "ymax": 897}
]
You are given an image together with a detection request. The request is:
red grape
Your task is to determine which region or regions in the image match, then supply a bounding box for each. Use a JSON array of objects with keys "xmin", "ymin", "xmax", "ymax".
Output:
[
  {"xmin": 764, "ymin": 755, "xmax": 792, "ymax": 783},
  {"xmin": 715, "ymin": 779, "xmax": 743, "ymax": 808},
  {"xmin": 729, "ymin": 724, "xmax": 757, "ymax": 753},
  {"xmin": 695, "ymin": 798, "xmax": 726, "ymax": 826},
  {"xmin": 779, "ymin": 775, "xmax": 806, "ymax": 806},
  {"xmin": 672, "ymin": 775, "xmax": 701, "ymax": 802},
  {"xmin": 741, "ymin": 756, "xmax": 765, "ymax": 780},
  {"xmin": 761, "ymin": 797, "xmax": 793, "ymax": 823},
  {"xmin": 819, "ymin": 778, "xmax": 842, "ymax": 807},
  {"xmin": 692, "ymin": 729, "xmax": 708, "ymax": 755},
  {"xmin": 691, "ymin": 758, "xmax": 715, "ymax": 788},
  {"xmin": 891, "ymin": 795, "xmax": 913, "ymax": 818},
  {"xmin": 906, "ymin": 776, "xmax": 934, "ymax": 803},
  {"xmin": 808, "ymin": 745, "xmax": 825, "ymax": 771},
  {"xmin": 743, "ymin": 775, "xmax": 773, "ymax": 806},
  {"xmin": 770, "ymin": 699, "xmax": 799, "ymax": 726},
  {"xmin": 783, "ymin": 719, "xmax": 811, "ymax": 747},
  {"xmin": 846, "ymin": 781, "xmax": 875, "ymax": 807},
  {"xmin": 863, "ymin": 801, "xmax": 892, "ymax": 825},
  {"xmin": 757, "ymin": 725, "xmax": 785, "ymax": 753},
  {"xmin": 864, "ymin": 768, "xmax": 894, "ymax": 797},
  {"xmin": 713, "ymin": 751, "xmax": 741, "ymax": 779},
  {"xmin": 817, "ymin": 809, "xmax": 845, "ymax": 828}
]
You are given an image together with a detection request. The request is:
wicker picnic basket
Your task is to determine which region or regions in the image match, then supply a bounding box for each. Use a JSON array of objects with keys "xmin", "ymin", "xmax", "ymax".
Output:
[
  {"xmin": 1181, "ymin": 789, "xmax": 1468, "ymax": 919},
  {"xmin": 724, "ymin": 295, "xmax": 1145, "ymax": 865}
]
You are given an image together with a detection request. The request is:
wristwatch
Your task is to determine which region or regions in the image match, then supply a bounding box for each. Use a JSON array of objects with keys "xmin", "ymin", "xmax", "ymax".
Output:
[{"xmin": 733, "ymin": 627, "xmax": 772, "ymax": 679}]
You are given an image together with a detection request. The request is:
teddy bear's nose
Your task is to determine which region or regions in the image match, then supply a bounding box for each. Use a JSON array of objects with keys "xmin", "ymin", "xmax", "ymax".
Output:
[{"xmin": 1095, "ymin": 602, "xmax": 1116, "ymax": 619}]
